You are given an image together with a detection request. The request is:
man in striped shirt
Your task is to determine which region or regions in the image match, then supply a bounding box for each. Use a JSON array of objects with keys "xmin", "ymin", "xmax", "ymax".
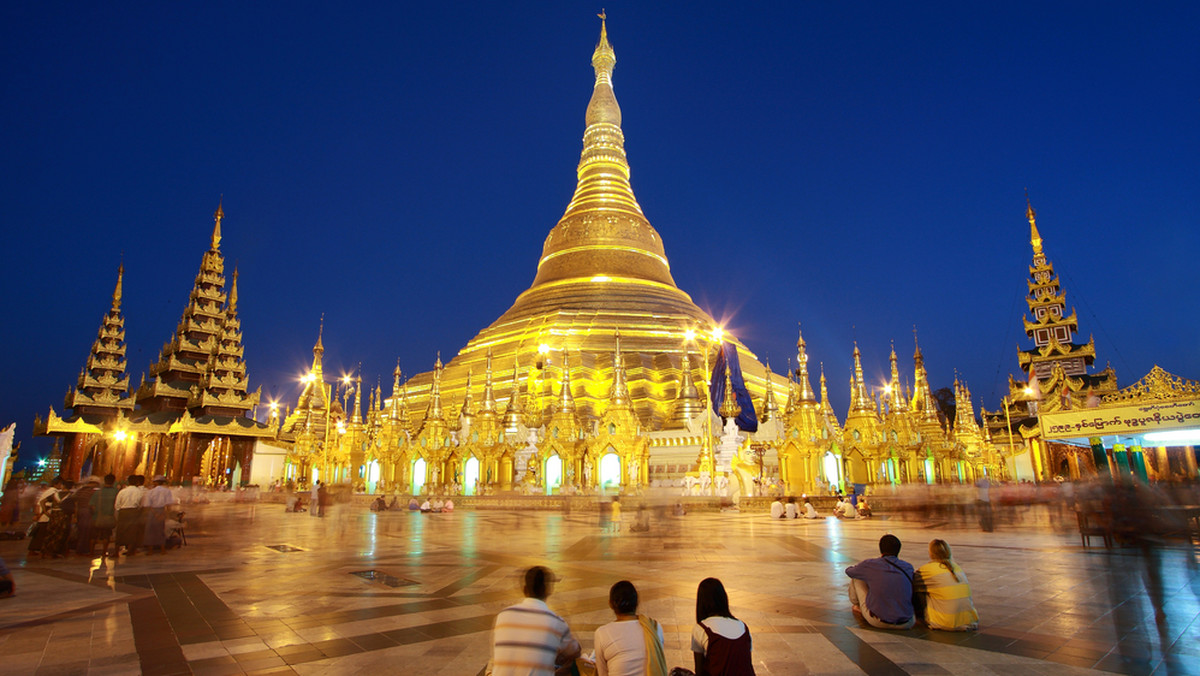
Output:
[{"xmin": 490, "ymin": 566, "xmax": 581, "ymax": 675}]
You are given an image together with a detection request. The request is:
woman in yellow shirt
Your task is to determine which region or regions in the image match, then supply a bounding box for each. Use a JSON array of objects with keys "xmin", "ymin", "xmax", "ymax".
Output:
[{"xmin": 914, "ymin": 539, "xmax": 979, "ymax": 631}]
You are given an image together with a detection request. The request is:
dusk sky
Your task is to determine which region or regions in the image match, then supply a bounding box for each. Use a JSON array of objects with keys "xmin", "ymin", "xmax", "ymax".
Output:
[{"xmin": 3, "ymin": 2, "xmax": 1197, "ymax": 469}]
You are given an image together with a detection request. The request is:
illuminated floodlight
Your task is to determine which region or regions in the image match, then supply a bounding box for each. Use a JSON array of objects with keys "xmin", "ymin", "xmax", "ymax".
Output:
[
  {"xmin": 711, "ymin": 326, "xmax": 725, "ymax": 342},
  {"xmin": 684, "ymin": 328, "xmax": 696, "ymax": 342},
  {"xmin": 538, "ymin": 343, "xmax": 551, "ymax": 355},
  {"xmin": 302, "ymin": 372, "xmax": 316, "ymax": 383},
  {"xmin": 1143, "ymin": 429, "xmax": 1200, "ymax": 445},
  {"xmin": 113, "ymin": 430, "xmax": 128, "ymax": 441},
  {"xmin": 1023, "ymin": 387, "xmax": 1034, "ymax": 396},
  {"xmin": 342, "ymin": 375, "xmax": 352, "ymax": 385},
  {"xmin": 37, "ymin": 459, "xmax": 47, "ymax": 468},
  {"xmin": 882, "ymin": 384, "xmax": 892, "ymax": 393}
]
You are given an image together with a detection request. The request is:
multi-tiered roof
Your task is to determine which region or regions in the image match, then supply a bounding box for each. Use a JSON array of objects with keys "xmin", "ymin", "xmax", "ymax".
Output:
[{"xmin": 65, "ymin": 264, "xmax": 136, "ymax": 416}]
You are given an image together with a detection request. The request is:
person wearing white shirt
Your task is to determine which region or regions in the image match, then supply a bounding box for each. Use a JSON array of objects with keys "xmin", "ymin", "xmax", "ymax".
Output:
[
  {"xmin": 769, "ymin": 499, "xmax": 784, "ymax": 519},
  {"xmin": 592, "ymin": 581, "xmax": 666, "ymax": 676},
  {"xmin": 141, "ymin": 476, "xmax": 175, "ymax": 553},
  {"xmin": 114, "ymin": 476, "xmax": 146, "ymax": 555},
  {"xmin": 784, "ymin": 497, "xmax": 799, "ymax": 519}
]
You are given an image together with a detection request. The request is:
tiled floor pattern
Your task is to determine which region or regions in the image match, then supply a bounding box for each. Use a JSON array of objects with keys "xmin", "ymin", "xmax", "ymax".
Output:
[{"xmin": 1, "ymin": 502, "xmax": 1197, "ymax": 675}]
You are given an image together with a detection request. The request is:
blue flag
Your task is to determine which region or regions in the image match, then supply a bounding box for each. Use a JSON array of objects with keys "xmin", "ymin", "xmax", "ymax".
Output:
[{"xmin": 709, "ymin": 341, "xmax": 759, "ymax": 433}]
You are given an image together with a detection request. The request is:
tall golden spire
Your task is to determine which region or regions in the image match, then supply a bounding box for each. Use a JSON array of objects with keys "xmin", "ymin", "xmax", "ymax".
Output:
[
  {"xmin": 228, "ymin": 267, "xmax": 239, "ymax": 312},
  {"xmin": 427, "ymin": 353, "xmax": 444, "ymax": 421},
  {"xmin": 672, "ymin": 337, "xmax": 703, "ymax": 423},
  {"xmin": 850, "ymin": 343, "xmax": 871, "ymax": 413},
  {"xmin": 460, "ymin": 369, "xmax": 475, "ymax": 418},
  {"xmin": 212, "ymin": 199, "xmax": 224, "ymax": 250},
  {"xmin": 558, "ymin": 352, "xmax": 576, "ymax": 412},
  {"xmin": 481, "ymin": 348, "xmax": 497, "ymax": 414},
  {"xmin": 887, "ymin": 342, "xmax": 906, "ymax": 412},
  {"xmin": 608, "ymin": 330, "xmax": 631, "ymax": 407},
  {"xmin": 1026, "ymin": 192, "xmax": 1043, "ymax": 256},
  {"xmin": 351, "ymin": 375, "xmax": 363, "ymax": 424},
  {"xmin": 503, "ymin": 356, "xmax": 524, "ymax": 432},
  {"xmin": 762, "ymin": 359, "xmax": 779, "ymax": 422},
  {"xmin": 112, "ymin": 261, "xmax": 124, "ymax": 310},
  {"xmin": 530, "ymin": 13, "xmax": 675, "ymax": 290},
  {"xmin": 312, "ymin": 317, "xmax": 325, "ymax": 375},
  {"xmin": 718, "ymin": 363, "xmax": 741, "ymax": 420},
  {"xmin": 795, "ymin": 323, "xmax": 816, "ymax": 403}
]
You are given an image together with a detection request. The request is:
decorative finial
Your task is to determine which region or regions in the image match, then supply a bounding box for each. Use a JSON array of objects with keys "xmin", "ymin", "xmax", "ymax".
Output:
[
  {"xmin": 212, "ymin": 197, "xmax": 224, "ymax": 250},
  {"xmin": 314, "ymin": 314, "xmax": 325, "ymax": 355},
  {"xmin": 1026, "ymin": 191, "xmax": 1044, "ymax": 255},
  {"xmin": 112, "ymin": 260, "xmax": 124, "ymax": 310},
  {"xmin": 228, "ymin": 268, "xmax": 239, "ymax": 311},
  {"xmin": 592, "ymin": 9, "xmax": 616, "ymax": 85}
]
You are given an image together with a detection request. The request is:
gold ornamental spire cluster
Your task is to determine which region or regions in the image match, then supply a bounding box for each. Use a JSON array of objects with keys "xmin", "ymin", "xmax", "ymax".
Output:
[{"xmin": 1026, "ymin": 192, "xmax": 1043, "ymax": 256}]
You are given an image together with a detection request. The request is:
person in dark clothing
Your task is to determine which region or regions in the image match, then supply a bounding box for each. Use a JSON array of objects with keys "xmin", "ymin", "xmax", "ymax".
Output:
[
  {"xmin": 845, "ymin": 534, "xmax": 916, "ymax": 629},
  {"xmin": 673, "ymin": 577, "xmax": 755, "ymax": 676}
]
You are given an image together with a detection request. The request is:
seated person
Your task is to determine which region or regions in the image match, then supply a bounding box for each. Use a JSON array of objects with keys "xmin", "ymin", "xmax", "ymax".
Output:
[
  {"xmin": 285, "ymin": 494, "xmax": 299, "ymax": 512},
  {"xmin": 407, "ymin": 497, "xmax": 420, "ymax": 511},
  {"xmin": 915, "ymin": 539, "xmax": 978, "ymax": 631},
  {"xmin": 784, "ymin": 497, "xmax": 798, "ymax": 519},
  {"xmin": 490, "ymin": 566, "xmax": 581, "ymax": 675},
  {"xmin": 388, "ymin": 496, "xmax": 400, "ymax": 510},
  {"xmin": 420, "ymin": 498, "xmax": 432, "ymax": 513},
  {"xmin": 769, "ymin": 498, "xmax": 785, "ymax": 519},
  {"xmin": 371, "ymin": 496, "xmax": 388, "ymax": 511},
  {"xmin": 803, "ymin": 497, "xmax": 822, "ymax": 519},
  {"xmin": 837, "ymin": 499, "xmax": 858, "ymax": 519},
  {"xmin": 592, "ymin": 580, "xmax": 666, "ymax": 676},
  {"xmin": 432, "ymin": 497, "xmax": 445, "ymax": 512},
  {"xmin": 857, "ymin": 496, "xmax": 872, "ymax": 518},
  {"xmin": 686, "ymin": 577, "xmax": 754, "ymax": 675},
  {"xmin": 443, "ymin": 498, "xmax": 454, "ymax": 512},
  {"xmin": 845, "ymin": 534, "xmax": 916, "ymax": 629}
]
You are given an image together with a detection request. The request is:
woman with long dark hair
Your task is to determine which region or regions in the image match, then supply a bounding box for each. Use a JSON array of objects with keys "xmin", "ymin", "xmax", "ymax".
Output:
[{"xmin": 676, "ymin": 577, "xmax": 755, "ymax": 676}]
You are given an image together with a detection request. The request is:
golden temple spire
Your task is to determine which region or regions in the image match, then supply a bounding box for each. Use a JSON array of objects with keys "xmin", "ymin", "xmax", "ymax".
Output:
[
  {"xmin": 212, "ymin": 198, "xmax": 224, "ymax": 250},
  {"xmin": 311, "ymin": 317, "xmax": 325, "ymax": 376},
  {"xmin": 503, "ymin": 356, "xmax": 524, "ymax": 432},
  {"xmin": 228, "ymin": 268, "xmax": 239, "ymax": 312},
  {"xmin": 460, "ymin": 368, "xmax": 475, "ymax": 418},
  {"xmin": 351, "ymin": 374, "xmax": 363, "ymax": 424},
  {"xmin": 718, "ymin": 363, "xmax": 741, "ymax": 420},
  {"xmin": 609, "ymin": 330, "xmax": 631, "ymax": 407},
  {"xmin": 390, "ymin": 361, "xmax": 402, "ymax": 421},
  {"xmin": 593, "ymin": 10, "xmax": 615, "ymax": 87},
  {"xmin": 1026, "ymin": 191, "xmax": 1043, "ymax": 256},
  {"xmin": 762, "ymin": 359, "xmax": 779, "ymax": 422},
  {"xmin": 672, "ymin": 337, "xmax": 703, "ymax": 423},
  {"xmin": 558, "ymin": 352, "xmax": 576, "ymax": 412},
  {"xmin": 795, "ymin": 323, "xmax": 815, "ymax": 403},
  {"xmin": 427, "ymin": 353, "xmax": 444, "ymax": 421},
  {"xmin": 850, "ymin": 343, "xmax": 871, "ymax": 412},
  {"xmin": 888, "ymin": 341, "xmax": 906, "ymax": 412},
  {"xmin": 112, "ymin": 261, "xmax": 124, "ymax": 310},
  {"xmin": 481, "ymin": 348, "xmax": 497, "ymax": 414}
]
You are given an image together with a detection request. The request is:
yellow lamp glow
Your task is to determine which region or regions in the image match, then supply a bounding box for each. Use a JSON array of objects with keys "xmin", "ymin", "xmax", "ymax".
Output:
[
  {"xmin": 342, "ymin": 375, "xmax": 352, "ymax": 385},
  {"xmin": 711, "ymin": 326, "xmax": 724, "ymax": 341},
  {"xmin": 684, "ymin": 329, "xmax": 696, "ymax": 342},
  {"xmin": 113, "ymin": 430, "xmax": 127, "ymax": 441},
  {"xmin": 538, "ymin": 343, "xmax": 550, "ymax": 355}
]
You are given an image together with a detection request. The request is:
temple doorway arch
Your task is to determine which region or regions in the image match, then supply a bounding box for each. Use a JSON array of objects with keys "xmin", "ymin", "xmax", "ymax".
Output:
[
  {"xmin": 412, "ymin": 458, "xmax": 427, "ymax": 495},
  {"xmin": 822, "ymin": 452, "xmax": 841, "ymax": 492},
  {"xmin": 464, "ymin": 457, "xmax": 479, "ymax": 495},
  {"xmin": 544, "ymin": 455, "xmax": 562, "ymax": 495},
  {"xmin": 599, "ymin": 451, "xmax": 621, "ymax": 491}
]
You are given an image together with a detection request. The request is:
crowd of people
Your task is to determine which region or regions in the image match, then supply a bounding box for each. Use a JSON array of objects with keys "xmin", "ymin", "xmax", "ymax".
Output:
[
  {"xmin": 11, "ymin": 474, "xmax": 185, "ymax": 558},
  {"xmin": 768, "ymin": 494, "xmax": 871, "ymax": 521},
  {"xmin": 484, "ymin": 548, "xmax": 977, "ymax": 676},
  {"xmin": 367, "ymin": 495, "xmax": 456, "ymax": 513}
]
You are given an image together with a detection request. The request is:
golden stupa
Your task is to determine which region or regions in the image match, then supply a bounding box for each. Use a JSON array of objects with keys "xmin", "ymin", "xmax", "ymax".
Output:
[{"xmin": 400, "ymin": 17, "xmax": 774, "ymax": 429}]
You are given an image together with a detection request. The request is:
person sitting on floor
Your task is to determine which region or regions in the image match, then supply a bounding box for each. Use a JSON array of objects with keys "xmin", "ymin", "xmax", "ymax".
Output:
[
  {"xmin": 489, "ymin": 566, "xmax": 581, "ymax": 675},
  {"xmin": 420, "ymin": 498, "xmax": 432, "ymax": 513},
  {"xmin": 857, "ymin": 496, "xmax": 872, "ymax": 518},
  {"xmin": 914, "ymin": 539, "xmax": 978, "ymax": 631},
  {"xmin": 371, "ymin": 495, "xmax": 388, "ymax": 511},
  {"xmin": 432, "ymin": 497, "xmax": 445, "ymax": 512},
  {"xmin": 845, "ymin": 534, "xmax": 916, "ymax": 629},
  {"xmin": 803, "ymin": 497, "xmax": 822, "ymax": 519},
  {"xmin": 443, "ymin": 498, "xmax": 454, "ymax": 512},
  {"xmin": 408, "ymin": 497, "xmax": 420, "ymax": 511},
  {"xmin": 592, "ymin": 580, "xmax": 667, "ymax": 676},
  {"xmin": 784, "ymin": 497, "xmax": 798, "ymax": 519},
  {"xmin": 769, "ymin": 498, "xmax": 784, "ymax": 519},
  {"xmin": 680, "ymin": 577, "xmax": 755, "ymax": 675}
]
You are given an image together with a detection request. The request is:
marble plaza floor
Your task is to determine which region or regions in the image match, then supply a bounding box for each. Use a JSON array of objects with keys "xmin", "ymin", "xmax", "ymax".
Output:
[{"xmin": 1, "ymin": 501, "xmax": 1198, "ymax": 676}]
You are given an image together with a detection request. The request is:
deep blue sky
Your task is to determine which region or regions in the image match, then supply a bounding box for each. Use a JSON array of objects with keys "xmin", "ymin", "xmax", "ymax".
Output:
[{"xmin": 4, "ymin": 2, "xmax": 1197, "ymax": 468}]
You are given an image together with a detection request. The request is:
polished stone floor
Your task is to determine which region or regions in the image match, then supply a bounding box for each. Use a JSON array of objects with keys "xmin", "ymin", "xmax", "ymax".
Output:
[{"xmin": 1, "ymin": 501, "xmax": 1197, "ymax": 675}]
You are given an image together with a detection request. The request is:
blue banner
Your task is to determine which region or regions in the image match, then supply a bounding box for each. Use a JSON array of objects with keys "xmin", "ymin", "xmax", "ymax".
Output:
[{"xmin": 709, "ymin": 341, "xmax": 759, "ymax": 433}]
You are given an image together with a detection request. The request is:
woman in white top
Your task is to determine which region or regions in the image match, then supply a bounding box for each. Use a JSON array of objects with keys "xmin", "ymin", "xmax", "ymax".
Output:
[
  {"xmin": 687, "ymin": 577, "xmax": 755, "ymax": 675},
  {"xmin": 593, "ymin": 580, "xmax": 667, "ymax": 676}
]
